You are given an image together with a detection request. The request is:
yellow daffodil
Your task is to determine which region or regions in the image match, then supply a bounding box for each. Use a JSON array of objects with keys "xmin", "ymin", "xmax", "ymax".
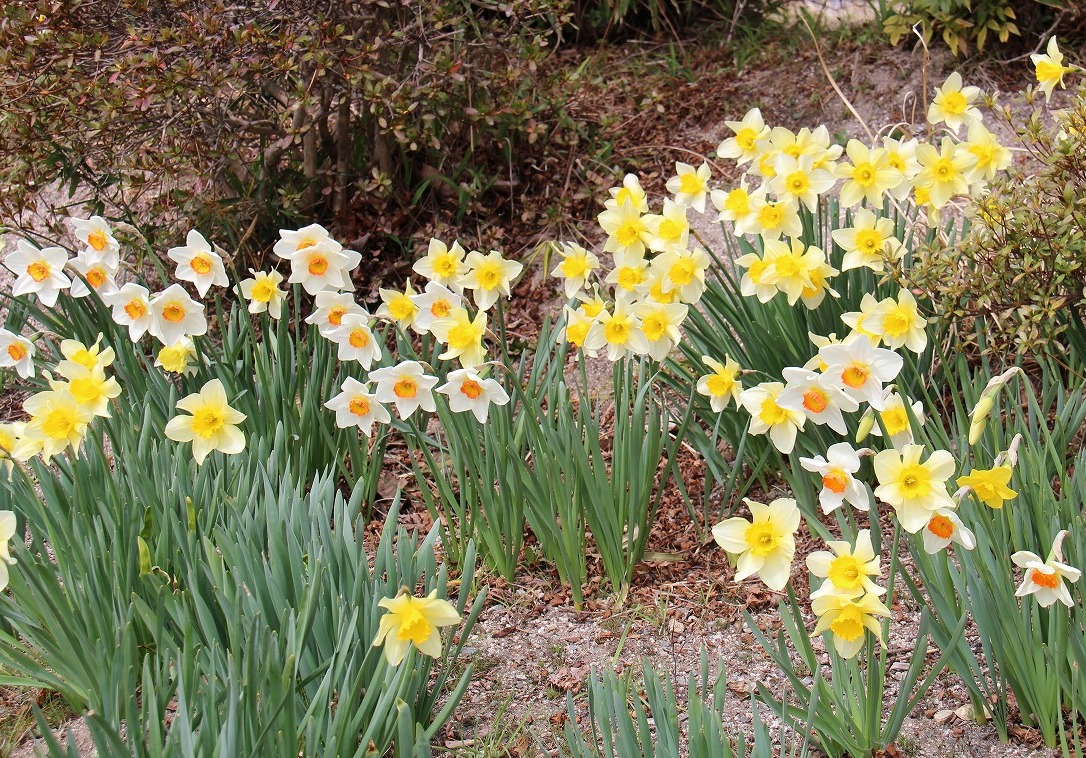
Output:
[
  {"xmin": 807, "ymin": 529, "xmax": 884, "ymax": 599},
  {"xmin": 376, "ymin": 282, "xmax": 421, "ymax": 333},
  {"xmin": 430, "ymin": 307, "xmax": 488, "ymax": 368},
  {"xmin": 240, "ymin": 269, "xmax": 286, "ymax": 319},
  {"xmin": 22, "ymin": 388, "xmax": 94, "ymax": 460},
  {"xmin": 811, "ymin": 591, "xmax": 891, "ymax": 659},
  {"xmin": 1030, "ymin": 37, "xmax": 1075, "ymax": 102},
  {"xmin": 739, "ymin": 381, "xmax": 806, "ymax": 454},
  {"xmin": 836, "ymin": 140, "xmax": 901, "ymax": 208},
  {"xmin": 164, "ymin": 379, "xmax": 247, "ymax": 465},
  {"xmin": 718, "ymin": 108, "xmax": 770, "ymax": 165},
  {"xmin": 868, "ymin": 289, "xmax": 927, "ymax": 353},
  {"xmin": 551, "ymin": 242, "xmax": 600, "ymax": 299},
  {"xmin": 873, "ymin": 444, "xmax": 956, "ymax": 533},
  {"xmin": 665, "ymin": 161, "xmax": 711, "ymax": 213},
  {"xmin": 373, "ymin": 589, "xmax": 462, "ymax": 666},
  {"xmin": 915, "ymin": 137, "xmax": 977, "ymax": 210},
  {"xmin": 645, "ymin": 199, "xmax": 691, "ymax": 253},
  {"xmin": 696, "ymin": 355, "xmax": 742, "ymax": 412},
  {"xmin": 832, "ymin": 209, "xmax": 903, "ymax": 273},
  {"xmin": 413, "ymin": 238, "xmax": 467, "ymax": 290},
  {"xmin": 957, "ymin": 465, "xmax": 1016, "ymax": 509},
  {"xmin": 156, "ymin": 338, "xmax": 198, "ymax": 376},
  {"xmin": 598, "ymin": 199, "xmax": 652, "ymax": 258},
  {"xmin": 604, "ymin": 173, "xmax": 649, "ymax": 213},
  {"xmin": 458, "ymin": 250, "xmax": 523, "ymax": 311},
  {"xmin": 712, "ymin": 497, "xmax": 800, "ymax": 591},
  {"xmin": 927, "ymin": 72, "xmax": 983, "ymax": 133}
]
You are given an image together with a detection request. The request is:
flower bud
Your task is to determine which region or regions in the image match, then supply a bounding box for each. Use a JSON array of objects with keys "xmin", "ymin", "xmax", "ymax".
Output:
[{"xmin": 856, "ymin": 410, "xmax": 875, "ymax": 442}]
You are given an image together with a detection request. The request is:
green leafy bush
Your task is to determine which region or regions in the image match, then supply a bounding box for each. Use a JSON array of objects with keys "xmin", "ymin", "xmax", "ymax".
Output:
[
  {"xmin": 0, "ymin": 0, "xmax": 572, "ymax": 261},
  {"xmin": 882, "ymin": 0, "xmax": 1082, "ymax": 56},
  {"xmin": 907, "ymin": 83, "xmax": 1086, "ymax": 359}
]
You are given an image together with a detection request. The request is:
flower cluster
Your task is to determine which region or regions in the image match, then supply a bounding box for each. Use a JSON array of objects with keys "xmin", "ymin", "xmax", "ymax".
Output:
[
  {"xmin": 551, "ymin": 164, "xmax": 711, "ymax": 362},
  {"xmin": 701, "ymin": 58, "xmax": 1083, "ymax": 658}
]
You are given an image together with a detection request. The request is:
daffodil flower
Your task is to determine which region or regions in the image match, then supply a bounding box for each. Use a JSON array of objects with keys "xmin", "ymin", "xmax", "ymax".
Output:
[
  {"xmin": 717, "ymin": 108, "xmax": 770, "ymax": 165},
  {"xmin": 695, "ymin": 355, "xmax": 742, "ymax": 412},
  {"xmin": 67, "ymin": 253, "xmax": 119, "ymax": 299},
  {"xmin": 413, "ymin": 238, "xmax": 468, "ymax": 290},
  {"xmin": 927, "ymin": 72, "xmax": 983, "ymax": 133},
  {"xmin": 239, "ymin": 269, "xmax": 286, "ymax": 319},
  {"xmin": 604, "ymin": 173, "xmax": 649, "ymax": 213},
  {"xmin": 869, "ymin": 391, "xmax": 924, "ymax": 449},
  {"xmin": 1030, "ymin": 37, "xmax": 1075, "ymax": 102},
  {"xmin": 836, "ymin": 140, "xmax": 901, "ymax": 208},
  {"xmin": 430, "ymin": 307, "xmax": 488, "ymax": 368},
  {"xmin": 800, "ymin": 442, "xmax": 872, "ymax": 514},
  {"xmin": 712, "ymin": 497, "xmax": 800, "ymax": 591},
  {"xmin": 376, "ymin": 282, "xmax": 421, "ymax": 333},
  {"xmin": 831, "ymin": 209, "xmax": 903, "ymax": 273},
  {"xmin": 922, "ymin": 509, "xmax": 975, "ymax": 554},
  {"xmin": 104, "ymin": 283, "xmax": 153, "ymax": 342},
  {"xmin": 957, "ymin": 465, "xmax": 1017, "ymax": 509},
  {"xmin": 873, "ymin": 444, "xmax": 956, "ymax": 533},
  {"xmin": 550, "ymin": 242, "xmax": 600, "ymax": 299},
  {"xmin": 740, "ymin": 382, "xmax": 806, "ymax": 454},
  {"xmin": 305, "ymin": 291, "xmax": 366, "ymax": 338},
  {"xmin": 819, "ymin": 336, "xmax": 903, "ymax": 410},
  {"xmin": 22, "ymin": 388, "xmax": 94, "ymax": 460},
  {"xmin": 373, "ymin": 589, "xmax": 462, "ymax": 666},
  {"xmin": 155, "ymin": 338, "xmax": 198, "ymax": 376},
  {"xmin": 457, "ymin": 250, "xmax": 523, "ymax": 311},
  {"xmin": 1013, "ymin": 530, "xmax": 1081, "ymax": 608},
  {"xmin": 4, "ymin": 240, "xmax": 71, "ymax": 307},
  {"xmin": 324, "ymin": 378, "xmax": 391, "ymax": 436},
  {"xmin": 275, "ymin": 224, "xmax": 361, "ymax": 295},
  {"xmin": 437, "ymin": 367, "xmax": 510, "ymax": 423},
  {"xmin": 70, "ymin": 215, "xmax": 119, "ymax": 266},
  {"xmin": 164, "ymin": 379, "xmax": 246, "ymax": 466},
  {"xmin": 812, "ymin": 591, "xmax": 891, "ymax": 659},
  {"xmin": 807, "ymin": 529, "xmax": 885, "ymax": 599},
  {"xmin": 665, "ymin": 161, "xmax": 712, "ymax": 213},
  {"xmin": 328, "ymin": 313, "xmax": 382, "ymax": 369},
  {"xmin": 0, "ymin": 329, "xmax": 36, "ymax": 379},
  {"xmin": 370, "ymin": 361, "xmax": 438, "ymax": 420},
  {"xmin": 777, "ymin": 367, "xmax": 859, "ymax": 435},
  {"xmin": 149, "ymin": 284, "xmax": 207, "ymax": 346},
  {"xmin": 167, "ymin": 230, "xmax": 229, "ymax": 298}
]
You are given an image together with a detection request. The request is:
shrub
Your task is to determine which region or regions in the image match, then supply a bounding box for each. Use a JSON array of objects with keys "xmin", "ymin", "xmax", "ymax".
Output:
[
  {"xmin": 907, "ymin": 82, "xmax": 1086, "ymax": 360},
  {"xmin": 0, "ymin": 1, "xmax": 572, "ymax": 262},
  {"xmin": 882, "ymin": 0, "xmax": 1083, "ymax": 56}
]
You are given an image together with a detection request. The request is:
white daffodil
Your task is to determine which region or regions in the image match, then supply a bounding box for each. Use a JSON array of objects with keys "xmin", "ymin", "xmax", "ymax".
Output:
[
  {"xmin": 327, "ymin": 313, "xmax": 382, "ymax": 369},
  {"xmin": 305, "ymin": 291, "xmax": 366, "ymax": 338},
  {"xmin": 777, "ymin": 367, "xmax": 859, "ymax": 435},
  {"xmin": 103, "ymin": 283, "xmax": 153, "ymax": 342},
  {"xmin": 167, "ymin": 230, "xmax": 229, "ymax": 297},
  {"xmin": 370, "ymin": 361, "xmax": 439, "ymax": 420},
  {"xmin": 148, "ymin": 284, "xmax": 207, "ymax": 346},
  {"xmin": 800, "ymin": 442, "xmax": 871, "ymax": 514},
  {"xmin": 819, "ymin": 336, "xmax": 903, "ymax": 410},
  {"xmin": 437, "ymin": 367, "xmax": 510, "ymax": 423},
  {"xmin": 0, "ymin": 330, "xmax": 35, "ymax": 379},
  {"xmin": 324, "ymin": 377, "xmax": 391, "ymax": 436},
  {"xmin": 1013, "ymin": 530, "xmax": 1081, "ymax": 608},
  {"xmin": 922, "ymin": 509, "xmax": 976, "ymax": 555},
  {"xmin": 5, "ymin": 241, "xmax": 71, "ymax": 307}
]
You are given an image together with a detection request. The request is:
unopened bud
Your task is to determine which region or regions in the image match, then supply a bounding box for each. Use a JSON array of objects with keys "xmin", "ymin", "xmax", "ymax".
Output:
[{"xmin": 856, "ymin": 410, "xmax": 875, "ymax": 442}]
